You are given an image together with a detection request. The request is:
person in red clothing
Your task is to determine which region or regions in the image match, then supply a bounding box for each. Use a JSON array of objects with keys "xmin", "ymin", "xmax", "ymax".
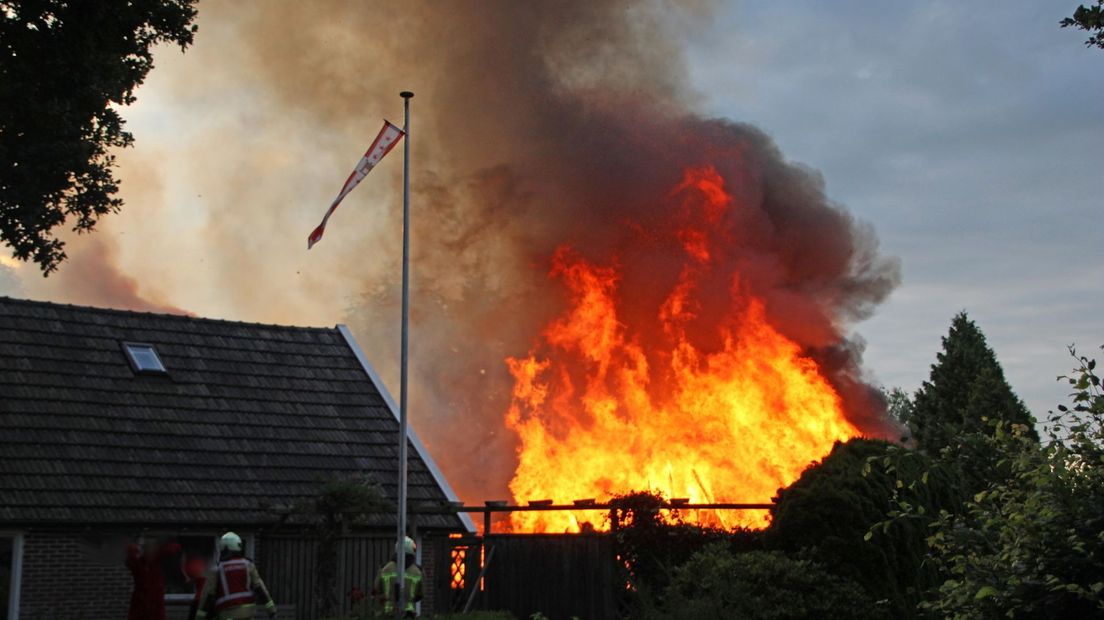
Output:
[
  {"xmin": 126, "ymin": 537, "xmax": 181, "ymax": 620},
  {"xmin": 183, "ymin": 551, "xmax": 210, "ymax": 620}
]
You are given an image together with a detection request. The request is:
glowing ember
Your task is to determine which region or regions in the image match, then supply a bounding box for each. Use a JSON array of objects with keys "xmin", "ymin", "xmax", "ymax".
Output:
[{"xmin": 504, "ymin": 166, "xmax": 862, "ymax": 532}]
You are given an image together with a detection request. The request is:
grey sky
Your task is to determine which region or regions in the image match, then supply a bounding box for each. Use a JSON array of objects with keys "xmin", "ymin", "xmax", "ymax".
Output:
[{"xmin": 684, "ymin": 1, "xmax": 1103, "ymax": 418}]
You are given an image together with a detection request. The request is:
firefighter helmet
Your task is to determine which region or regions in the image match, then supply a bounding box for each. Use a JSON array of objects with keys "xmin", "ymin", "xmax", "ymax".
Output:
[{"xmin": 219, "ymin": 531, "xmax": 243, "ymax": 552}]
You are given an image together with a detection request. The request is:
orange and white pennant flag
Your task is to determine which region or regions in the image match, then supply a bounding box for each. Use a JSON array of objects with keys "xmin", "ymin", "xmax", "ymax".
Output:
[{"xmin": 308, "ymin": 120, "xmax": 404, "ymax": 249}]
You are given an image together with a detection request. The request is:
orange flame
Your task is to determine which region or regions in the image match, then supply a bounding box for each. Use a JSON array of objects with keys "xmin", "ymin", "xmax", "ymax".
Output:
[{"xmin": 504, "ymin": 166, "xmax": 862, "ymax": 532}]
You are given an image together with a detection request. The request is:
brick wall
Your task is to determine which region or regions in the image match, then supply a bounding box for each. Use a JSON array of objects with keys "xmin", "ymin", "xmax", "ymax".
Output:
[
  {"xmin": 15, "ymin": 531, "xmax": 452, "ymax": 619},
  {"xmin": 18, "ymin": 532, "xmax": 132, "ymax": 620}
]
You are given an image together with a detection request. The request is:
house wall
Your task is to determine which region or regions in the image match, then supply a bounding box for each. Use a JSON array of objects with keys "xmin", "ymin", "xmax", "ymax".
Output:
[
  {"xmin": 18, "ymin": 532, "xmax": 132, "ymax": 620},
  {"xmin": 13, "ymin": 530, "xmax": 450, "ymax": 619},
  {"xmin": 14, "ymin": 530, "xmax": 245, "ymax": 620}
]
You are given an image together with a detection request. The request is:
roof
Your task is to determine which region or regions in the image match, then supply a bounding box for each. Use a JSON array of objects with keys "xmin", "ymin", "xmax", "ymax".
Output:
[{"xmin": 0, "ymin": 296, "xmax": 468, "ymax": 531}]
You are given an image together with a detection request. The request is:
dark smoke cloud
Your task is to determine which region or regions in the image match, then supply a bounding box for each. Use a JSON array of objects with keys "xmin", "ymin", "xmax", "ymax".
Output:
[{"xmin": 196, "ymin": 0, "xmax": 900, "ymax": 501}]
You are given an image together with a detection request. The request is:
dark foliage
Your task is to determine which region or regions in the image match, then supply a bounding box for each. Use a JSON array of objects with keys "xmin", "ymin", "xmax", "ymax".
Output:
[
  {"xmin": 1062, "ymin": 1, "xmax": 1104, "ymax": 48},
  {"xmin": 639, "ymin": 544, "xmax": 874, "ymax": 620},
  {"xmin": 0, "ymin": 0, "xmax": 198, "ymax": 273},
  {"xmin": 293, "ymin": 476, "xmax": 386, "ymax": 618},
  {"xmin": 921, "ymin": 347, "xmax": 1104, "ymax": 618},
  {"xmin": 606, "ymin": 491, "xmax": 761, "ymax": 612},
  {"xmin": 768, "ymin": 439, "xmax": 960, "ymax": 618},
  {"xmin": 907, "ymin": 312, "xmax": 1037, "ymax": 454}
]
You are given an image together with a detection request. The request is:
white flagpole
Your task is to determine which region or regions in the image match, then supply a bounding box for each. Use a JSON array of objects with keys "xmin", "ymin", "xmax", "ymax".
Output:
[{"xmin": 396, "ymin": 90, "xmax": 413, "ymax": 619}]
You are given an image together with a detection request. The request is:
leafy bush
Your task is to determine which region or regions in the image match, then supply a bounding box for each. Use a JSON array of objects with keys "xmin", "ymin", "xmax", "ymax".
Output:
[
  {"xmin": 638, "ymin": 543, "xmax": 872, "ymax": 620},
  {"xmin": 919, "ymin": 347, "xmax": 1104, "ymax": 618},
  {"xmin": 607, "ymin": 490, "xmax": 761, "ymax": 606},
  {"xmin": 293, "ymin": 476, "xmax": 386, "ymax": 617},
  {"xmin": 769, "ymin": 438, "xmax": 959, "ymax": 618}
]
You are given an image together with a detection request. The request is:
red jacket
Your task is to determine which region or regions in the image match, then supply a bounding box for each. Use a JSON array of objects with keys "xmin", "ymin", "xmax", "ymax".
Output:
[{"xmin": 126, "ymin": 543, "xmax": 181, "ymax": 620}]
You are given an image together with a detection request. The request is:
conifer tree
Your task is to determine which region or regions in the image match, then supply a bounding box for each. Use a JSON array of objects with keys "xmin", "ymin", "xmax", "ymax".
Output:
[{"xmin": 908, "ymin": 312, "xmax": 1038, "ymax": 453}]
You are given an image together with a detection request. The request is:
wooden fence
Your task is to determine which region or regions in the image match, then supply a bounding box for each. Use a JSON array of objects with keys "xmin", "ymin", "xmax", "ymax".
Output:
[
  {"xmin": 259, "ymin": 535, "xmax": 393, "ymax": 620},
  {"xmin": 257, "ymin": 533, "xmax": 620, "ymax": 619},
  {"xmin": 428, "ymin": 534, "xmax": 618, "ymax": 620}
]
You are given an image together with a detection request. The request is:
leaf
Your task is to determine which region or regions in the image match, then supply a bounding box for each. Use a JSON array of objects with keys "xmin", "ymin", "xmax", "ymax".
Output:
[
  {"xmin": 863, "ymin": 531, "xmax": 873, "ymax": 541},
  {"xmin": 975, "ymin": 586, "xmax": 998, "ymax": 600}
]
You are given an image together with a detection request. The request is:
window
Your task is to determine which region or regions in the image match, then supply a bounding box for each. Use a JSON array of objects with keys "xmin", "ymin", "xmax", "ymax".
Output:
[
  {"xmin": 122, "ymin": 342, "xmax": 167, "ymax": 374},
  {"xmin": 162, "ymin": 535, "xmax": 217, "ymax": 601}
]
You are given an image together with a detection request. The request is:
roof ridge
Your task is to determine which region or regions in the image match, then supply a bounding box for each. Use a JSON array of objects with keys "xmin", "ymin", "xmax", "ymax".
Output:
[{"xmin": 0, "ymin": 295, "xmax": 338, "ymax": 333}]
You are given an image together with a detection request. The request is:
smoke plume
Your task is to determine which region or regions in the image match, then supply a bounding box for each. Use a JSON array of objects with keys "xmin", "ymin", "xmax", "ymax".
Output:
[
  {"xmin": 204, "ymin": 1, "xmax": 900, "ymax": 500},
  {"xmin": 30, "ymin": 235, "xmax": 191, "ymax": 315}
]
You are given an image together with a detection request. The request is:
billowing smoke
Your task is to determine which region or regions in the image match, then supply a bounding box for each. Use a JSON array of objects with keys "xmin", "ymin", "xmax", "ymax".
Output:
[
  {"xmin": 8, "ymin": 1, "xmax": 897, "ymax": 503},
  {"xmin": 8, "ymin": 233, "xmax": 190, "ymax": 315},
  {"xmin": 8, "ymin": 145, "xmax": 192, "ymax": 316},
  {"xmin": 48, "ymin": 236, "xmax": 193, "ymax": 315},
  {"xmin": 193, "ymin": 1, "xmax": 901, "ymax": 501}
]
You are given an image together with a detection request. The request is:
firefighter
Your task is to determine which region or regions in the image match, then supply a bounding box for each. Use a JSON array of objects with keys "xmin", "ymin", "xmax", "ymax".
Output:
[
  {"xmin": 195, "ymin": 532, "xmax": 277, "ymax": 619},
  {"xmin": 372, "ymin": 536, "xmax": 423, "ymax": 618}
]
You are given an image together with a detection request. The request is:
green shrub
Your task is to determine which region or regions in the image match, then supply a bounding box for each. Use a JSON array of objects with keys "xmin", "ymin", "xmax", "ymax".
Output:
[
  {"xmin": 639, "ymin": 543, "xmax": 873, "ymax": 620},
  {"xmin": 608, "ymin": 489, "xmax": 761, "ymax": 601},
  {"xmin": 768, "ymin": 438, "xmax": 959, "ymax": 618},
  {"xmin": 920, "ymin": 347, "xmax": 1104, "ymax": 618}
]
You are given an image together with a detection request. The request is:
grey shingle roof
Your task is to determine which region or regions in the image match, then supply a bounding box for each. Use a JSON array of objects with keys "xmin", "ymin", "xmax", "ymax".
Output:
[{"xmin": 0, "ymin": 296, "xmax": 464, "ymax": 530}]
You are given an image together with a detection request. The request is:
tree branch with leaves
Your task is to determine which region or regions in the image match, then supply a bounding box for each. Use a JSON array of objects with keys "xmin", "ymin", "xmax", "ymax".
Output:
[
  {"xmin": 1062, "ymin": 1, "xmax": 1104, "ymax": 49},
  {"xmin": 0, "ymin": 0, "xmax": 198, "ymax": 273}
]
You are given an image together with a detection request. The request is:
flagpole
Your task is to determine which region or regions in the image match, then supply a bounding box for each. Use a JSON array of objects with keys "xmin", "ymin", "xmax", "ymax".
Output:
[{"xmin": 396, "ymin": 90, "xmax": 413, "ymax": 620}]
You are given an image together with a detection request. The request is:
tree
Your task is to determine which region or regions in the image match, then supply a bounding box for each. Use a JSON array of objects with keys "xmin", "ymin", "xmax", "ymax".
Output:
[
  {"xmin": 769, "ymin": 439, "xmax": 960, "ymax": 618},
  {"xmin": 639, "ymin": 544, "xmax": 873, "ymax": 620},
  {"xmin": 920, "ymin": 346, "xmax": 1104, "ymax": 619},
  {"xmin": 886, "ymin": 387, "xmax": 914, "ymax": 428},
  {"xmin": 0, "ymin": 0, "xmax": 198, "ymax": 273},
  {"xmin": 606, "ymin": 490, "xmax": 759, "ymax": 613},
  {"xmin": 292, "ymin": 476, "xmax": 386, "ymax": 618},
  {"xmin": 1062, "ymin": 1, "xmax": 1104, "ymax": 49},
  {"xmin": 908, "ymin": 312, "xmax": 1037, "ymax": 454}
]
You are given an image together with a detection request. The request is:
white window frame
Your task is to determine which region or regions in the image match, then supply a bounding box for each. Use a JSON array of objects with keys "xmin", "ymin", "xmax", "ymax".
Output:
[{"xmin": 1, "ymin": 531, "xmax": 23, "ymax": 620}]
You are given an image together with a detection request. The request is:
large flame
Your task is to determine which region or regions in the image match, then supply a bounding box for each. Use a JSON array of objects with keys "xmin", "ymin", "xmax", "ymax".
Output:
[{"xmin": 504, "ymin": 166, "xmax": 863, "ymax": 532}]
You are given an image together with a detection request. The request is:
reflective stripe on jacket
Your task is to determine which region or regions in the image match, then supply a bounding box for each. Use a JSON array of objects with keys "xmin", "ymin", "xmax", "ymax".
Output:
[
  {"xmin": 376, "ymin": 560, "xmax": 423, "ymax": 615},
  {"xmin": 215, "ymin": 559, "xmax": 255, "ymax": 611},
  {"xmin": 195, "ymin": 554, "xmax": 275, "ymax": 620}
]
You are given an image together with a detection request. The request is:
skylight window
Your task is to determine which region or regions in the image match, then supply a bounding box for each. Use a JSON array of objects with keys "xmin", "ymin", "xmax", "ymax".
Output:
[{"xmin": 122, "ymin": 342, "xmax": 167, "ymax": 374}]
